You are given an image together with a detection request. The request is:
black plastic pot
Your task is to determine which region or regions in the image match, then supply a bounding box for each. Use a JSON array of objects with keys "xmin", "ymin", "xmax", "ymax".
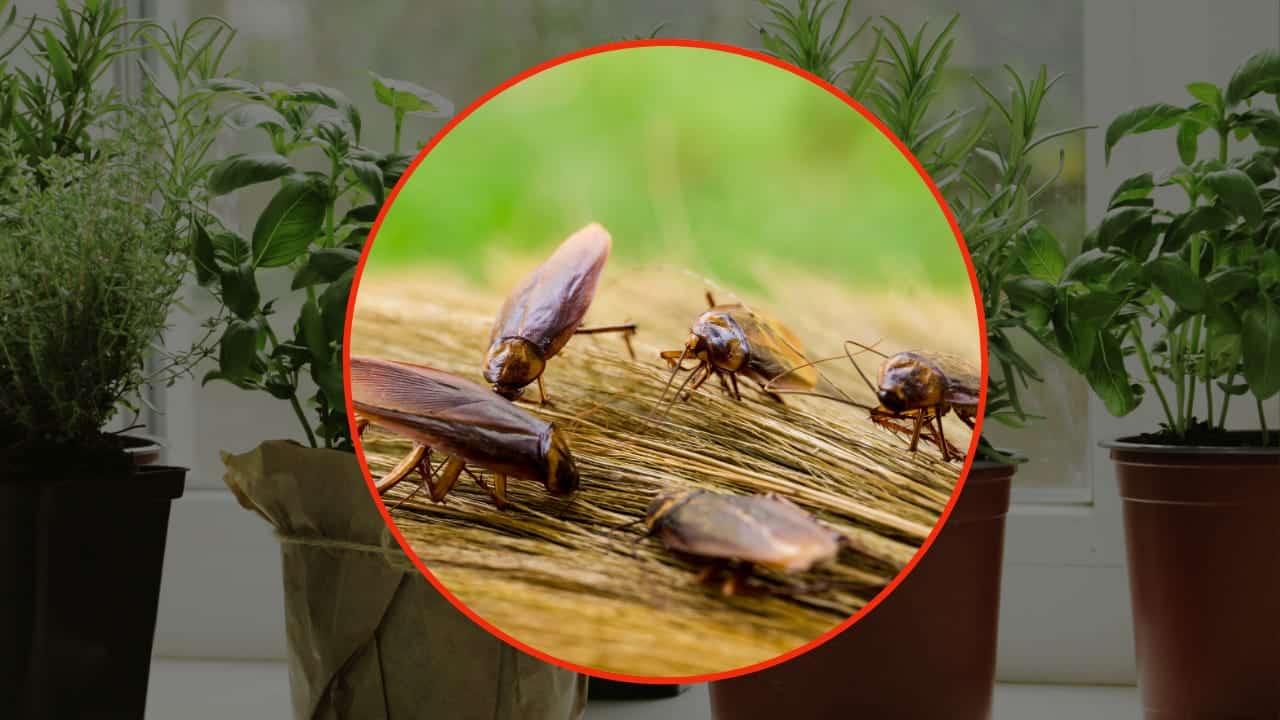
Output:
[
  {"xmin": 587, "ymin": 679, "xmax": 685, "ymax": 700},
  {"xmin": 710, "ymin": 460, "xmax": 1015, "ymax": 720},
  {"xmin": 0, "ymin": 457, "xmax": 186, "ymax": 719},
  {"xmin": 1105, "ymin": 434, "xmax": 1280, "ymax": 718}
]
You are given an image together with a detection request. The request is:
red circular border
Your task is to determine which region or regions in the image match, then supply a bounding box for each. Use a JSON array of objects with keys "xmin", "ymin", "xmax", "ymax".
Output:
[{"xmin": 342, "ymin": 38, "xmax": 989, "ymax": 685}]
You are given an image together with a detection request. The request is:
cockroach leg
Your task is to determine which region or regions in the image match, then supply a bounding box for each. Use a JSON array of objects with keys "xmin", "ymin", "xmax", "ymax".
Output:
[
  {"xmin": 695, "ymin": 560, "xmax": 728, "ymax": 586},
  {"xmin": 908, "ymin": 413, "xmax": 925, "ymax": 453},
  {"xmin": 430, "ymin": 457, "xmax": 466, "ymax": 503},
  {"xmin": 575, "ymin": 323, "xmax": 639, "ymax": 361},
  {"xmin": 388, "ymin": 454, "xmax": 439, "ymax": 512},
  {"xmin": 705, "ymin": 291, "xmax": 716, "ymax": 309},
  {"xmin": 728, "ymin": 372, "xmax": 743, "ymax": 401},
  {"xmin": 355, "ymin": 417, "xmax": 370, "ymax": 436},
  {"xmin": 536, "ymin": 376, "xmax": 550, "ymax": 405},
  {"xmin": 375, "ymin": 443, "xmax": 428, "ymax": 495},
  {"xmin": 495, "ymin": 475, "xmax": 509, "ymax": 509},
  {"xmin": 722, "ymin": 563, "xmax": 764, "ymax": 598},
  {"xmin": 464, "ymin": 468, "xmax": 509, "ymax": 510}
]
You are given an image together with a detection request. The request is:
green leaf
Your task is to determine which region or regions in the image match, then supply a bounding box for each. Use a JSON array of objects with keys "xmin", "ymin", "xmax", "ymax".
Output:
[
  {"xmin": 345, "ymin": 158, "xmax": 384, "ymax": 204},
  {"xmin": 343, "ymin": 203, "xmax": 381, "ymax": 224},
  {"xmin": 1145, "ymin": 255, "xmax": 1207, "ymax": 312},
  {"xmin": 1242, "ymin": 298, "xmax": 1280, "ymax": 398},
  {"xmin": 1003, "ymin": 277, "xmax": 1055, "ymax": 327},
  {"xmin": 219, "ymin": 263, "xmax": 260, "ymax": 320},
  {"xmin": 252, "ymin": 180, "xmax": 326, "ymax": 268},
  {"xmin": 1203, "ymin": 169, "xmax": 1263, "ymax": 225},
  {"xmin": 1096, "ymin": 206, "xmax": 1152, "ymax": 252},
  {"xmin": 1163, "ymin": 205, "xmax": 1234, "ymax": 254},
  {"xmin": 1226, "ymin": 49, "xmax": 1280, "ymax": 106},
  {"xmin": 1206, "ymin": 267, "xmax": 1257, "ymax": 302},
  {"xmin": 300, "ymin": 298, "xmax": 329, "ymax": 368},
  {"xmin": 192, "ymin": 221, "xmax": 218, "ymax": 286},
  {"xmin": 286, "ymin": 82, "xmax": 349, "ymax": 108},
  {"xmin": 1087, "ymin": 329, "xmax": 1138, "ymax": 416},
  {"xmin": 227, "ymin": 103, "xmax": 289, "ymax": 133},
  {"xmin": 1109, "ymin": 172, "xmax": 1154, "ymax": 208},
  {"xmin": 369, "ymin": 72, "xmax": 453, "ymax": 117},
  {"xmin": 1062, "ymin": 248, "xmax": 1121, "ymax": 284},
  {"xmin": 1105, "ymin": 103, "xmax": 1186, "ymax": 162},
  {"xmin": 212, "ymin": 230, "xmax": 251, "ymax": 266},
  {"xmin": 1013, "ymin": 225, "xmax": 1066, "ymax": 283},
  {"xmin": 1187, "ymin": 82, "xmax": 1223, "ymax": 113},
  {"xmin": 206, "ymin": 77, "xmax": 267, "ymax": 101},
  {"xmin": 219, "ymin": 319, "xmax": 259, "ymax": 384},
  {"xmin": 208, "ymin": 153, "xmax": 294, "ymax": 196},
  {"xmin": 292, "ymin": 247, "xmax": 360, "ymax": 290},
  {"xmin": 1176, "ymin": 121, "xmax": 1201, "ymax": 165},
  {"xmin": 320, "ymin": 268, "xmax": 355, "ymax": 341},
  {"xmin": 41, "ymin": 29, "xmax": 72, "ymax": 94}
]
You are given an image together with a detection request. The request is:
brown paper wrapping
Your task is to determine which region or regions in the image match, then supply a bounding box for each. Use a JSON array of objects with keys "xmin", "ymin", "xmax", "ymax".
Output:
[{"xmin": 221, "ymin": 439, "xmax": 588, "ymax": 720}]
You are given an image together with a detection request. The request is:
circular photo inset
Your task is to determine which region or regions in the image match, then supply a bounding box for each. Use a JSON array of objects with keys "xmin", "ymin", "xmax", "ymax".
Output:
[{"xmin": 345, "ymin": 41, "xmax": 985, "ymax": 680}]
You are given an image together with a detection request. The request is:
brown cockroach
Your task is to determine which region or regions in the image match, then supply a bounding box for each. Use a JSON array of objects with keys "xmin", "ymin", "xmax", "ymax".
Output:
[
  {"xmin": 769, "ymin": 340, "xmax": 980, "ymax": 462},
  {"xmin": 350, "ymin": 356, "xmax": 579, "ymax": 510},
  {"xmin": 654, "ymin": 292, "xmax": 839, "ymax": 413},
  {"xmin": 483, "ymin": 222, "xmax": 637, "ymax": 403},
  {"xmin": 635, "ymin": 489, "xmax": 848, "ymax": 597}
]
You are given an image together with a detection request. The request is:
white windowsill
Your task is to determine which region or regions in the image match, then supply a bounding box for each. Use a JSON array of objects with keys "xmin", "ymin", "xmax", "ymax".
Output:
[{"xmin": 147, "ymin": 659, "xmax": 1142, "ymax": 719}]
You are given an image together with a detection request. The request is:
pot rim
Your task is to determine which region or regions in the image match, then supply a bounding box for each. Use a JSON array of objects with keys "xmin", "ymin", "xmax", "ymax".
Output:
[
  {"xmin": 972, "ymin": 447, "xmax": 1029, "ymax": 469},
  {"xmin": 1100, "ymin": 431, "xmax": 1280, "ymax": 456}
]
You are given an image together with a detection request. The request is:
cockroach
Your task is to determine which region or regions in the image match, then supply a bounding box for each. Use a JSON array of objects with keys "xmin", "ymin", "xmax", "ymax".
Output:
[
  {"xmin": 349, "ymin": 355, "xmax": 579, "ymax": 510},
  {"xmin": 483, "ymin": 222, "xmax": 637, "ymax": 403},
  {"xmin": 637, "ymin": 489, "xmax": 847, "ymax": 597},
  {"xmin": 768, "ymin": 340, "xmax": 980, "ymax": 462},
  {"xmin": 654, "ymin": 292, "xmax": 839, "ymax": 414}
]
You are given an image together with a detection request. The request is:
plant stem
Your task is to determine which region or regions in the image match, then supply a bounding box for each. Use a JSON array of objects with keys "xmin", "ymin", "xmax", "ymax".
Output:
[
  {"xmin": 1219, "ymin": 129, "xmax": 1229, "ymax": 164},
  {"xmin": 1220, "ymin": 371, "xmax": 1235, "ymax": 427},
  {"xmin": 1132, "ymin": 319, "xmax": 1177, "ymax": 430},
  {"xmin": 1186, "ymin": 315, "xmax": 1202, "ymax": 425},
  {"xmin": 1203, "ymin": 317, "xmax": 1214, "ymax": 428},
  {"xmin": 393, "ymin": 112, "xmax": 403, "ymax": 155},
  {"xmin": 1259, "ymin": 396, "xmax": 1270, "ymax": 446},
  {"xmin": 261, "ymin": 319, "xmax": 318, "ymax": 449},
  {"xmin": 1171, "ymin": 324, "xmax": 1187, "ymax": 435}
]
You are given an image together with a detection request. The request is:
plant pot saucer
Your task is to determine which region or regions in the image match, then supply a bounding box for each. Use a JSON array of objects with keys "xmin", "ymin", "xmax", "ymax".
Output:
[{"xmin": 1101, "ymin": 432, "xmax": 1280, "ymax": 456}]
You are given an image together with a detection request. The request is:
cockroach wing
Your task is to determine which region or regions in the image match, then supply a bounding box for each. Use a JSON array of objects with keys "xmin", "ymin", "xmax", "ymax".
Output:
[
  {"xmin": 927, "ymin": 352, "xmax": 982, "ymax": 409},
  {"xmin": 727, "ymin": 307, "xmax": 842, "ymax": 397},
  {"xmin": 488, "ymin": 223, "xmax": 611, "ymax": 359},
  {"xmin": 349, "ymin": 356, "xmax": 547, "ymax": 437},
  {"xmin": 660, "ymin": 493, "xmax": 842, "ymax": 573}
]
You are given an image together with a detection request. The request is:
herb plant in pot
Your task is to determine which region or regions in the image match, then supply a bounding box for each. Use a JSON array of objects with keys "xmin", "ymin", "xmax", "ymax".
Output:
[
  {"xmin": 0, "ymin": 4, "xmax": 229, "ymax": 716},
  {"xmin": 711, "ymin": 5, "xmax": 1079, "ymax": 719},
  {"xmin": 200, "ymin": 69, "xmax": 586, "ymax": 718},
  {"xmin": 1050, "ymin": 51, "xmax": 1280, "ymax": 716}
]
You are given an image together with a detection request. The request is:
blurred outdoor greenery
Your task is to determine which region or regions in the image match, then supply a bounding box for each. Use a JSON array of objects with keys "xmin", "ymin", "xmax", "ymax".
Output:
[{"xmin": 361, "ymin": 45, "xmax": 969, "ymax": 296}]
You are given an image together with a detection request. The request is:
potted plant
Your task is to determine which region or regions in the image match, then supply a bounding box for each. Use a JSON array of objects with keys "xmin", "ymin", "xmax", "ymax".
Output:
[
  {"xmin": 1042, "ymin": 50, "xmax": 1280, "ymax": 716},
  {"xmin": 0, "ymin": 2, "xmax": 231, "ymax": 715},
  {"xmin": 712, "ymin": 3, "xmax": 1081, "ymax": 718},
  {"xmin": 197, "ymin": 63, "xmax": 587, "ymax": 718}
]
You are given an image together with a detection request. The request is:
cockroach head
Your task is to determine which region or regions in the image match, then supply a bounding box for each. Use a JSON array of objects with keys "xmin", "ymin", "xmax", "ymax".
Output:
[
  {"xmin": 643, "ymin": 489, "xmax": 699, "ymax": 531},
  {"xmin": 540, "ymin": 426, "xmax": 579, "ymax": 496},
  {"xmin": 483, "ymin": 337, "xmax": 545, "ymax": 399},
  {"xmin": 878, "ymin": 352, "xmax": 944, "ymax": 412}
]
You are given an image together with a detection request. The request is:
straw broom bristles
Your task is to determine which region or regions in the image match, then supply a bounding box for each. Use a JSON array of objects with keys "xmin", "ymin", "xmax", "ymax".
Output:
[{"xmin": 350, "ymin": 263, "xmax": 978, "ymax": 676}]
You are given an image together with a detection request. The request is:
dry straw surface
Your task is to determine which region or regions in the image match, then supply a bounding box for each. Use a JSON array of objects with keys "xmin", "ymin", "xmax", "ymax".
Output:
[{"xmin": 349, "ymin": 258, "xmax": 979, "ymax": 677}]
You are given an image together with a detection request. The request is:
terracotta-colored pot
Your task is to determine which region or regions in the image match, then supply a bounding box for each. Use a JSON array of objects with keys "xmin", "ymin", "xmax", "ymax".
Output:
[
  {"xmin": 1107, "ymin": 435, "xmax": 1280, "ymax": 718},
  {"xmin": 709, "ymin": 460, "xmax": 1014, "ymax": 720}
]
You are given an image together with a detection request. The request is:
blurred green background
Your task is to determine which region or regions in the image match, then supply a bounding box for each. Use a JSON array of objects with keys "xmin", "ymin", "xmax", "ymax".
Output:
[{"xmin": 362, "ymin": 45, "xmax": 970, "ymax": 296}]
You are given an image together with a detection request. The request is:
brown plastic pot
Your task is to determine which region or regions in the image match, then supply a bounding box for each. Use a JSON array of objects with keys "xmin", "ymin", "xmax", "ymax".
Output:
[
  {"xmin": 1107, "ymin": 434, "xmax": 1280, "ymax": 718},
  {"xmin": 709, "ymin": 460, "xmax": 1014, "ymax": 720}
]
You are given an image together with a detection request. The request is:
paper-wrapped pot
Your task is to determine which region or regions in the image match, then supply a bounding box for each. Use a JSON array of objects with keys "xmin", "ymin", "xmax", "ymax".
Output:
[{"xmin": 222, "ymin": 439, "xmax": 588, "ymax": 720}]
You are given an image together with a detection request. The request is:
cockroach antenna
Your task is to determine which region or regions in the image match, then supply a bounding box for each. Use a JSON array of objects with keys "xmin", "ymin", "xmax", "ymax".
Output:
[
  {"xmin": 647, "ymin": 344, "xmax": 690, "ymax": 423},
  {"xmin": 607, "ymin": 516, "xmax": 651, "ymax": 559}
]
